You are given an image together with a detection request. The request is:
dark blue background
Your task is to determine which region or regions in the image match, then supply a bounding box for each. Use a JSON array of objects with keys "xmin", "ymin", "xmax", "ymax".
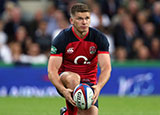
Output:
[{"xmin": 0, "ymin": 66, "xmax": 160, "ymax": 96}]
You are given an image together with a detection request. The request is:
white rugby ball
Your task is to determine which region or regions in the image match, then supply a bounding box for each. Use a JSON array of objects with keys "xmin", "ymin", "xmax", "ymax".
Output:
[{"xmin": 73, "ymin": 83, "xmax": 94, "ymax": 110}]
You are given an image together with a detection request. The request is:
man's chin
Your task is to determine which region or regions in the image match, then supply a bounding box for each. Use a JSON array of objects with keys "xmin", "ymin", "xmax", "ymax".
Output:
[{"xmin": 81, "ymin": 29, "xmax": 88, "ymax": 33}]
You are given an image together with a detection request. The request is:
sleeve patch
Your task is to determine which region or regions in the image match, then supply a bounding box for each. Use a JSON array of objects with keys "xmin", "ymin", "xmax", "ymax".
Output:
[{"xmin": 50, "ymin": 46, "xmax": 57, "ymax": 54}]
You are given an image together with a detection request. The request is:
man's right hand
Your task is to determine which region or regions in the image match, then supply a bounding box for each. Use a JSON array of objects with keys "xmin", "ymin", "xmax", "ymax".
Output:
[{"xmin": 63, "ymin": 88, "xmax": 76, "ymax": 106}]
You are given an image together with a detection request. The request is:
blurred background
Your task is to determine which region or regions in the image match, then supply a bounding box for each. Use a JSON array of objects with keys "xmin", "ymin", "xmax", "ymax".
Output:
[{"xmin": 0, "ymin": 0, "xmax": 160, "ymax": 97}]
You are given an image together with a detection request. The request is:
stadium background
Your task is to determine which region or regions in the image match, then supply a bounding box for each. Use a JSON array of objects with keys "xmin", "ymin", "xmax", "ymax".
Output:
[{"xmin": 0, "ymin": 0, "xmax": 160, "ymax": 115}]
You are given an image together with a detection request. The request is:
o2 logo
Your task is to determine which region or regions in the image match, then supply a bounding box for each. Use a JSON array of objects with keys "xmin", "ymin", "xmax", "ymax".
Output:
[
  {"xmin": 118, "ymin": 73, "xmax": 154, "ymax": 96},
  {"xmin": 74, "ymin": 56, "xmax": 91, "ymax": 64}
]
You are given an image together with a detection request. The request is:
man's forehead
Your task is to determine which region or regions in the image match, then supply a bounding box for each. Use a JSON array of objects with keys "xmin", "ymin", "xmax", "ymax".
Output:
[{"xmin": 74, "ymin": 12, "xmax": 90, "ymax": 17}]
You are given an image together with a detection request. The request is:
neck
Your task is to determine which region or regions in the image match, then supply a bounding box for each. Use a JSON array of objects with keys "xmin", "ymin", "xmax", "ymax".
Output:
[{"xmin": 73, "ymin": 26, "xmax": 88, "ymax": 39}]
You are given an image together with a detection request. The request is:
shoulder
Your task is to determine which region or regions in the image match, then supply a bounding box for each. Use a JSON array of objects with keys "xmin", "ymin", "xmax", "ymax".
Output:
[
  {"xmin": 89, "ymin": 27, "xmax": 108, "ymax": 43},
  {"xmin": 89, "ymin": 27, "xmax": 107, "ymax": 39},
  {"xmin": 52, "ymin": 27, "xmax": 72, "ymax": 43},
  {"xmin": 55, "ymin": 27, "xmax": 71, "ymax": 38},
  {"xmin": 89, "ymin": 27, "xmax": 100, "ymax": 33}
]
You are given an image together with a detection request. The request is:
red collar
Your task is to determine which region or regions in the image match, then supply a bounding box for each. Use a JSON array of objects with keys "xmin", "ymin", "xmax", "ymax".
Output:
[{"xmin": 72, "ymin": 26, "xmax": 89, "ymax": 41}]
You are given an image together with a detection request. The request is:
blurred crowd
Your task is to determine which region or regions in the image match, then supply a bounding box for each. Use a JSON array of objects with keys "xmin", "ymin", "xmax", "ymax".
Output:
[{"xmin": 0, "ymin": 0, "xmax": 160, "ymax": 65}]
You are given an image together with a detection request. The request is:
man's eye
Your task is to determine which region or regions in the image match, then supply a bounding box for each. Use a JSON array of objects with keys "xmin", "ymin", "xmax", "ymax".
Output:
[
  {"xmin": 77, "ymin": 18, "xmax": 83, "ymax": 20},
  {"xmin": 86, "ymin": 17, "xmax": 90, "ymax": 20}
]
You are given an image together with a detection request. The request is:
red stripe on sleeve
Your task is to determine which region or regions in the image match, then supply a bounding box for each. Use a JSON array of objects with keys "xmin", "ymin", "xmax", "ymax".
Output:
[
  {"xmin": 50, "ymin": 53, "xmax": 63, "ymax": 57},
  {"xmin": 98, "ymin": 51, "xmax": 109, "ymax": 54}
]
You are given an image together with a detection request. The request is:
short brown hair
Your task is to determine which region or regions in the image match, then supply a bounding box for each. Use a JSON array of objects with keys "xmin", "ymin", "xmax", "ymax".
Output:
[{"xmin": 70, "ymin": 3, "xmax": 90, "ymax": 17}]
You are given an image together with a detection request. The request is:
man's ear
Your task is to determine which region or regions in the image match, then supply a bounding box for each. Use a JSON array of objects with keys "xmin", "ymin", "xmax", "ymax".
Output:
[{"xmin": 70, "ymin": 18, "xmax": 73, "ymax": 25}]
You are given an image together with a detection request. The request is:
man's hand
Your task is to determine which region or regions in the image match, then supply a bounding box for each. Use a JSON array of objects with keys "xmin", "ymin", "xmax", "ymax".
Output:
[
  {"xmin": 92, "ymin": 85, "xmax": 101, "ymax": 104},
  {"xmin": 63, "ymin": 88, "xmax": 76, "ymax": 106}
]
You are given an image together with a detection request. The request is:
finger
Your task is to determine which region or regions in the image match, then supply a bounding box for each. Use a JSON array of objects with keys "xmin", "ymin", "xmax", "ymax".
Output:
[
  {"xmin": 92, "ymin": 91, "xmax": 98, "ymax": 103},
  {"xmin": 93, "ymin": 99, "xmax": 96, "ymax": 105},
  {"xmin": 91, "ymin": 85, "xmax": 96, "ymax": 89},
  {"xmin": 66, "ymin": 96, "xmax": 76, "ymax": 106},
  {"xmin": 68, "ymin": 89, "xmax": 73, "ymax": 93},
  {"xmin": 92, "ymin": 90, "xmax": 97, "ymax": 99},
  {"xmin": 92, "ymin": 93, "xmax": 96, "ymax": 100},
  {"xmin": 92, "ymin": 95, "xmax": 98, "ymax": 104},
  {"xmin": 70, "ymin": 98, "xmax": 76, "ymax": 106},
  {"xmin": 67, "ymin": 93, "xmax": 76, "ymax": 106}
]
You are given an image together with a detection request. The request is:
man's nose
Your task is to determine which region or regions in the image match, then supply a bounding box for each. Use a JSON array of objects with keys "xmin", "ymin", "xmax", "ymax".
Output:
[{"xmin": 82, "ymin": 19, "xmax": 87, "ymax": 24}]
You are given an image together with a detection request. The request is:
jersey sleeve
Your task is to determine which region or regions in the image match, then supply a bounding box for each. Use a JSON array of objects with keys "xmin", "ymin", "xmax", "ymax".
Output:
[
  {"xmin": 50, "ymin": 30, "xmax": 66, "ymax": 56},
  {"xmin": 96, "ymin": 32, "xmax": 110, "ymax": 54}
]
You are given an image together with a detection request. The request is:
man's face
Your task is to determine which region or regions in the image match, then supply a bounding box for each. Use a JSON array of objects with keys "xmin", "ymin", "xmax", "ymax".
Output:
[{"xmin": 70, "ymin": 12, "xmax": 90, "ymax": 33}]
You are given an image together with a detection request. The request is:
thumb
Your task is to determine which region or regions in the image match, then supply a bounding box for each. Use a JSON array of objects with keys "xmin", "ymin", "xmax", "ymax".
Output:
[
  {"xmin": 67, "ymin": 88, "xmax": 73, "ymax": 93},
  {"xmin": 91, "ymin": 85, "xmax": 96, "ymax": 89}
]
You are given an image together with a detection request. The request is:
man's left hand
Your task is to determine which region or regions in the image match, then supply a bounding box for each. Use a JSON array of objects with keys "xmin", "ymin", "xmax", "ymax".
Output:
[{"xmin": 91, "ymin": 85, "xmax": 101, "ymax": 104}]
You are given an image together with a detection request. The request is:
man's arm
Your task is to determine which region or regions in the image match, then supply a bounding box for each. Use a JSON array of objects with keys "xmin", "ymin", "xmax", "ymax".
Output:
[
  {"xmin": 92, "ymin": 53, "xmax": 112, "ymax": 104},
  {"xmin": 48, "ymin": 56, "xmax": 76, "ymax": 106},
  {"xmin": 48, "ymin": 56, "xmax": 65, "ymax": 92}
]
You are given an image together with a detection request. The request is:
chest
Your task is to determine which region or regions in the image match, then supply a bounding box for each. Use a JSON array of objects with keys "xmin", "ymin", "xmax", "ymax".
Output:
[{"xmin": 64, "ymin": 41, "xmax": 97, "ymax": 64}]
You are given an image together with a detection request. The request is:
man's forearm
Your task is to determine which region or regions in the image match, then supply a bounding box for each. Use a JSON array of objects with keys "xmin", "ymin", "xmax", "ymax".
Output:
[{"xmin": 97, "ymin": 68, "xmax": 111, "ymax": 90}]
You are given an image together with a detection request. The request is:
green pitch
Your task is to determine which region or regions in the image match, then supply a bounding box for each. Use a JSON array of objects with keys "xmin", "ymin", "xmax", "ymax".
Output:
[{"xmin": 0, "ymin": 96, "xmax": 160, "ymax": 115}]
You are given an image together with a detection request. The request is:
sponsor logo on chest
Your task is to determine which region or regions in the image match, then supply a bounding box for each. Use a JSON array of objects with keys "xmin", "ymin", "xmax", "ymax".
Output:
[{"xmin": 67, "ymin": 47, "xmax": 74, "ymax": 54}]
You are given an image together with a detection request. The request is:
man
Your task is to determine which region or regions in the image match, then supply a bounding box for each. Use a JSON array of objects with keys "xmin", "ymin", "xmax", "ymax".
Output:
[{"xmin": 48, "ymin": 3, "xmax": 111, "ymax": 115}]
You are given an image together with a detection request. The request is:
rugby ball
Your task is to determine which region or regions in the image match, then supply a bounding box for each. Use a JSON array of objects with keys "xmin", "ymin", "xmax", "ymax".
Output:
[{"xmin": 73, "ymin": 83, "xmax": 94, "ymax": 110}]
